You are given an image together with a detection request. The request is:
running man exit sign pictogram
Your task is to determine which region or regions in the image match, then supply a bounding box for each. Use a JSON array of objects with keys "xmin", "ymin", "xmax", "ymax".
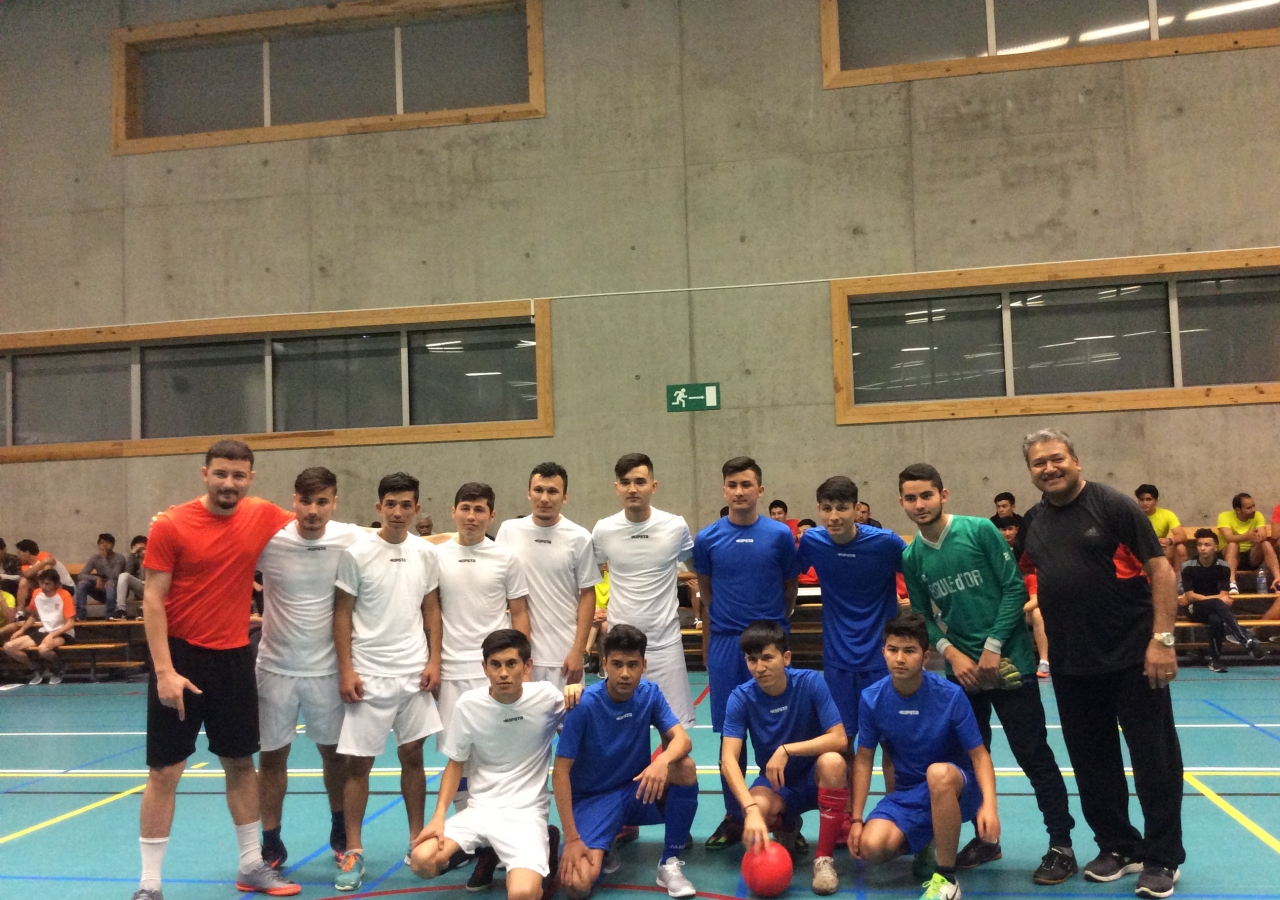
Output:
[{"xmin": 666, "ymin": 383, "xmax": 721, "ymax": 412}]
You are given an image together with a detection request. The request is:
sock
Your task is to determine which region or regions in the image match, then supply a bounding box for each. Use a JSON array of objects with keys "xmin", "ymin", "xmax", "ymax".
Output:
[
  {"xmin": 661, "ymin": 783, "xmax": 699, "ymax": 861},
  {"xmin": 935, "ymin": 864, "xmax": 957, "ymax": 883},
  {"xmin": 330, "ymin": 810, "xmax": 346, "ymax": 847},
  {"xmin": 262, "ymin": 826, "xmax": 282, "ymax": 849},
  {"xmin": 139, "ymin": 837, "xmax": 168, "ymax": 891},
  {"xmin": 236, "ymin": 821, "xmax": 264, "ymax": 871},
  {"xmin": 816, "ymin": 787, "xmax": 849, "ymax": 858}
]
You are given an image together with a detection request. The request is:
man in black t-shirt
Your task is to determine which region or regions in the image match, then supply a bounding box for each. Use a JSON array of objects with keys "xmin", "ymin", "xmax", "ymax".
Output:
[
  {"xmin": 1181, "ymin": 528, "xmax": 1264, "ymax": 672},
  {"xmin": 1020, "ymin": 428, "xmax": 1184, "ymax": 900}
]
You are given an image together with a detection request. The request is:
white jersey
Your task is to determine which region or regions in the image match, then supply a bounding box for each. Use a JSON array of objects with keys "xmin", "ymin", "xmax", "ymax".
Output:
[
  {"xmin": 440, "ymin": 680, "xmax": 564, "ymax": 813},
  {"xmin": 34, "ymin": 588, "xmax": 74, "ymax": 636},
  {"xmin": 591, "ymin": 507, "xmax": 693, "ymax": 649},
  {"xmin": 435, "ymin": 538, "xmax": 529, "ymax": 681},
  {"xmin": 335, "ymin": 532, "xmax": 440, "ymax": 678},
  {"xmin": 496, "ymin": 516, "xmax": 601, "ymax": 668},
  {"xmin": 257, "ymin": 521, "xmax": 369, "ymax": 677}
]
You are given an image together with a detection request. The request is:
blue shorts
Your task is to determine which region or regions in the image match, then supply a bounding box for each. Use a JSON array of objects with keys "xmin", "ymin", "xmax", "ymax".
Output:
[
  {"xmin": 750, "ymin": 772, "xmax": 819, "ymax": 818},
  {"xmin": 572, "ymin": 782, "xmax": 666, "ymax": 851},
  {"xmin": 867, "ymin": 766, "xmax": 982, "ymax": 855},
  {"xmin": 708, "ymin": 632, "xmax": 753, "ymax": 732},
  {"xmin": 824, "ymin": 664, "xmax": 888, "ymax": 744}
]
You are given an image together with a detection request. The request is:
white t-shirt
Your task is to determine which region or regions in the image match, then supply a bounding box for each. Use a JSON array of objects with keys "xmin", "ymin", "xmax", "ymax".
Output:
[
  {"xmin": 257, "ymin": 521, "xmax": 369, "ymax": 677},
  {"xmin": 440, "ymin": 680, "xmax": 564, "ymax": 813},
  {"xmin": 435, "ymin": 538, "xmax": 529, "ymax": 681},
  {"xmin": 34, "ymin": 588, "xmax": 74, "ymax": 636},
  {"xmin": 335, "ymin": 532, "xmax": 440, "ymax": 678},
  {"xmin": 495, "ymin": 516, "xmax": 601, "ymax": 667},
  {"xmin": 591, "ymin": 507, "xmax": 694, "ymax": 649}
]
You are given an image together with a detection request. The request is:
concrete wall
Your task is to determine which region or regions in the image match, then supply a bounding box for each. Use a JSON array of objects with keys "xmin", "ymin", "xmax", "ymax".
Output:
[{"xmin": 3, "ymin": 0, "xmax": 1280, "ymax": 559}]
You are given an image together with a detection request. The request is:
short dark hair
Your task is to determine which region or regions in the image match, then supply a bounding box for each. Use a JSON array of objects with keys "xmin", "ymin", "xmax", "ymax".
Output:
[
  {"xmin": 36, "ymin": 568, "xmax": 61, "ymax": 585},
  {"xmin": 130, "ymin": 535, "xmax": 147, "ymax": 547},
  {"xmin": 455, "ymin": 482, "xmax": 496, "ymax": 510},
  {"xmin": 295, "ymin": 466, "xmax": 337, "ymax": 497},
  {"xmin": 1233, "ymin": 492, "xmax": 1252, "ymax": 510},
  {"xmin": 97, "ymin": 533, "xmax": 116, "ymax": 546},
  {"xmin": 740, "ymin": 620, "xmax": 789, "ymax": 656},
  {"xmin": 1194, "ymin": 527, "xmax": 1217, "ymax": 541},
  {"xmin": 0, "ymin": 538, "xmax": 6, "ymax": 550},
  {"xmin": 378, "ymin": 472, "xmax": 420, "ymax": 502},
  {"xmin": 603, "ymin": 623, "xmax": 647, "ymax": 658},
  {"xmin": 994, "ymin": 492, "xmax": 1016, "ymax": 505},
  {"xmin": 815, "ymin": 477, "xmax": 857, "ymax": 506},
  {"xmin": 993, "ymin": 515, "xmax": 1020, "ymax": 530},
  {"xmin": 614, "ymin": 453, "xmax": 654, "ymax": 481},
  {"xmin": 529, "ymin": 461, "xmax": 569, "ymax": 492},
  {"xmin": 719, "ymin": 506, "xmax": 729, "ymax": 517},
  {"xmin": 205, "ymin": 439, "xmax": 253, "ymax": 467},
  {"xmin": 797, "ymin": 518, "xmax": 817, "ymax": 528},
  {"xmin": 1135, "ymin": 484, "xmax": 1159, "ymax": 500},
  {"xmin": 481, "ymin": 628, "xmax": 532, "ymax": 663},
  {"xmin": 15, "ymin": 539, "xmax": 38, "ymax": 555},
  {"xmin": 898, "ymin": 463, "xmax": 943, "ymax": 492},
  {"xmin": 768, "ymin": 499, "xmax": 788, "ymax": 514},
  {"xmin": 884, "ymin": 612, "xmax": 930, "ymax": 651},
  {"xmin": 722, "ymin": 456, "xmax": 762, "ymax": 483}
]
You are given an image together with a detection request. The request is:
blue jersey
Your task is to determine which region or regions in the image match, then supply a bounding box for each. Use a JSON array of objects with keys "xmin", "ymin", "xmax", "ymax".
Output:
[
  {"xmin": 857, "ymin": 671, "xmax": 983, "ymax": 791},
  {"xmin": 723, "ymin": 668, "xmax": 843, "ymax": 782},
  {"xmin": 693, "ymin": 515, "xmax": 800, "ymax": 634},
  {"xmin": 797, "ymin": 525, "xmax": 905, "ymax": 672},
  {"xmin": 557, "ymin": 679, "xmax": 680, "ymax": 799}
]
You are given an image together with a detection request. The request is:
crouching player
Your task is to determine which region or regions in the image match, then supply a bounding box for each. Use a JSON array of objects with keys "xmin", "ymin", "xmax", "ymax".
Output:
[
  {"xmin": 719, "ymin": 621, "xmax": 849, "ymax": 895},
  {"xmin": 848, "ymin": 614, "xmax": 999, "ymax": 900},
  {"xmin": 409, "ymin": 629, "xmax": 566, "ymax": 900},
  {"xmin": 554, "ymin": 624, "xmax": 700, "ymax": 899}
]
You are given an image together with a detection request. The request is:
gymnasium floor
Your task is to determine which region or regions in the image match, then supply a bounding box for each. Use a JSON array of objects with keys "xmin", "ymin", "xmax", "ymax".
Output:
[{"xmin": 2, "ymin": 668, "xmax": 1278, "ymax": 900}]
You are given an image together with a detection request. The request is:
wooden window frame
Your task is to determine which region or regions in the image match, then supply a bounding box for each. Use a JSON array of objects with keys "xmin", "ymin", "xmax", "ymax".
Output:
[
  {"xmin": 819, "ymin": 0, "xmax": 1280, "ymax": 89},
  {"xmin": 112, "ymin": 0, "xmax": 545, "ymax": 155},
  {"xmin": 0, "ymin": 299, "xmax": 553, "ymax": 463},
  {"xmin": 831, "ymin": 247, "xmax": 1280, "ymax": 425}
]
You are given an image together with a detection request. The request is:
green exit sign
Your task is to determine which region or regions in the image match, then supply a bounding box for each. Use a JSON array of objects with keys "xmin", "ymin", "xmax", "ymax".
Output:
[{"xmin": 666, "ymin": 382, "xmax": 721, "ymax": 412}]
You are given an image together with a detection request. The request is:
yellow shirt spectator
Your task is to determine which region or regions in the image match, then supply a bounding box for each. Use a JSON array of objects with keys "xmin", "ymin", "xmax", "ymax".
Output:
[
  {"xmin": 1147, "ymin": 507, "xmax": 1181, "ymax": 541},
  {"xmin": 594, "ymin": 567, "xmax": 610, "ymax": 610},
  {"xmin": 1217, "ymin": 509, "xmax": 1265, "ymax": 552}
]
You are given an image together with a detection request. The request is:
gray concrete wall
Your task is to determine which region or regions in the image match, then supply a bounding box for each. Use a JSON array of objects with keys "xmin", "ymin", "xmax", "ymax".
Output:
[{"xmin": 3, "ymin": 0, "xmax": 1279, "ymax": 559}]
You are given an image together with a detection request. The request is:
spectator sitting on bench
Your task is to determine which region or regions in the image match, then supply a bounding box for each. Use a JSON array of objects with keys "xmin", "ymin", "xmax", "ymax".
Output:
[
  {"xmin": 116, "ymin": 535, "xmax": 148, "ymax": 617},
  {"xmin": 3, "ymin": 568, "xmax": 76, "ymax": 685},
  {"xmin": 1181, "ymin": 528, "xmax": 1266, "ymax": 672},
  {"xmin": 0, "ymin": 537, "xmax": 20, "ymax": 583},
  {"xmin": 13, "ymin": 539, "xmax": 74, "ymax": 614},
  {"xmin": 1217, "ymin": 494, "xmax": 1280, "ymax": 593},
  {"xmin": 75, "ymin": 533, "xmax": 127, "ymax": 620},
  {"xmin": 854, "ymin": 502, "xmax": 882, "ymax": 529},
  {"xmin": 1, "ymin": 584, "xmax": 18, "ymax": 642},
  {"xmin": 1135, "ymin": 485, "xmax": 1187, "ymax": 574}
]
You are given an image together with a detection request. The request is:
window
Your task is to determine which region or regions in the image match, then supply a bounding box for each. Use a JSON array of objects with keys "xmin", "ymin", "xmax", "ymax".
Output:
[
  {"xmin": 1178, "ymin": 275, "xmax": 1280, "ymax": 386},
  {"xmin": 408, "ymin": 324, "xmax": 538, "ymax": 425},
  {"xmin": 993, "ymin": 0, "xmax": 1151, "ymax": 55},
  {"xmin": 836, "ymin": 0, "xmax": 987, "ymax": 70},
  {"xmin": 142, "ymin": 342, "xmax": 266, "ymax": 440},
  {"xmin": 12, "ymin": 350, "xmax": 131, "ymax": 445},
  {"xmin": 1158, "ymin": 0, "xmax": 1280, "ymax": 39},
  {"xmin": 272, "ymin": 333, "xmax": 402, "ymax": 432}
]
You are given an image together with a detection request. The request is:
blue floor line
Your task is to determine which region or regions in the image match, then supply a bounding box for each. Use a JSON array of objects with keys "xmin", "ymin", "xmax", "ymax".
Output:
[
  {"xmin": 0, "ymin": 741, "xmax": 147, "ymax": 794},
  {"xmin": 1202, "ymin": 700, "xmax": 1280, "ymax": 746}
]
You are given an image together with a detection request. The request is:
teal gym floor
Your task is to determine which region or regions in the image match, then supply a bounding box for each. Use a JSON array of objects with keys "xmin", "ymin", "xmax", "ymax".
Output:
[{"xmin": 2, "ymin": 668, "xmax": 1278, "ymax": 900}]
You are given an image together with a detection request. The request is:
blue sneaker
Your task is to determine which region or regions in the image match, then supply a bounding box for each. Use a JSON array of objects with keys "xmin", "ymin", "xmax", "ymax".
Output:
[{"xmin": 335, "ymin": 849, "xmax": 364, "ymax": 892}]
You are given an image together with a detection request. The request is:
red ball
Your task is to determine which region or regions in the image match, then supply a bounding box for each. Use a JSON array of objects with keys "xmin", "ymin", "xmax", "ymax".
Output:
[{"xmin": 741, "ymin": 841, "xmax": 794, "ymax": 898}]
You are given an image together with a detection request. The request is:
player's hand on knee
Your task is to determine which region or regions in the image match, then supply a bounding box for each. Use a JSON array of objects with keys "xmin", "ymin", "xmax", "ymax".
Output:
[
  {"xmin": 845, "ymin": 820, "xmax": 863, "ymax": 860},
  {"xmin": 559, "ymin": 836, "xmax": 590, "ymax": 884},
  {"xmin": 634, "ymin": 758, "xmax": 669, "ymax": 803},
  {"xmin": 411, "ymin": 819, "xmax": 444, "ymax": 850},
  {"xmin": 156, "ymin": 669, "xmax": 201, "ymax": 721}
]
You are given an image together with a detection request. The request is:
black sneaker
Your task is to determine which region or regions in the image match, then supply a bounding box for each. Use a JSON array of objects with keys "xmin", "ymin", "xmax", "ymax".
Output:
[
  {"xmin": 1083, "ymin": 850, "xmax": 1143, "ymax": 883},
  {"xmin": 1135, "ymin": 865, "xmax": 1180, "ymax": 898},
  {"xmin": 1209, "ymin": 659, "xmax": 1228, "ymax": 674},
  {"xmin": 1032, "ymin": 847, "xmax": 1078, "ymax": 885},
  {"xmin": 446, "ymin": 849, "xmax": 475, "ymax": 873},
  {"xmin": 467, "ymin": 848, "xmax": 498, "ymax": 891},
  {"xmin": 955, "ymin": 836, "xmax": 1002, "ymax": 869},
  {"xmin": 1246, "ymin": 638, "xmax": 1266, "ymax": 660},
  {"xmin": 704, "ymin": 816, "xmax": 743, "ymax": 850},
  {"xmin": 261, "ymin": 836, "xmax": 288, "ymax": 870}
]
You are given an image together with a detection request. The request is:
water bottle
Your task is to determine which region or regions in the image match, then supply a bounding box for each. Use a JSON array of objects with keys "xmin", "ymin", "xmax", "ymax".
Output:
[{"xmin": 1259, "ymin": 567, "xmax": 1270, "ymax": 595}]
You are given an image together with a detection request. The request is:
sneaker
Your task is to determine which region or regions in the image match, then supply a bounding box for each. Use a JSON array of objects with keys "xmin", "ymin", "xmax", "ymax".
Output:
[
  {"xmin": 657, "ymin": 857, "xmax": 696, "ymax": 899},
  {"xmin": 812, "ymin": 856, "xmax": 838, "ymax": 895},
  {"xmin": 1229, "ymin": 582, "xmax": 1240, "ymax": 595},
  {"xmin": 704, "ymin": 816, "xmax": 743, "ymax": 850},
  {"xmin": 47, "ymin": 671, "xmax": 64, "ymax": 686},
  {"xmin": 444, "ymin": 849, "xmax": 475, "ymax": 872},
  {"xmin": 1134, "ymin": 865, "xmax": 1180, "ymax": 899},
  {"xmin": 1209, "ymin": 659, "xmax": 1228, "ymax": 674},
  {"xmin": 1036, "ymin": 660, "xmax": 1050, "ymax": 679},
  {"xmin": 794, "ymin": 831, "xmax": 808, "ymax": 854},
  {"xmin": 1032, "ymin": 847, "xmax": 1078, "ymax": 885},
  {"xmin": 262, "ymin": 836, "xmax": 288, "ymax": 870},
  {"xmin": 334, "ymin": 850, "xmax": 365, "ymax": 892},
  {"xmin": 541, "ymin": 825, "xmax": 561, "ymax": 900},
  {"xmin": 616, "ymin": 825, "xmax": 640, "ymax": 844},
  {"xmin": 602, "ymin": 850, "xmax": 622, "ymax": 875},
  {"xmin": 774, "ymin": 819, "xmax": 800, "ymax": 858},
  {"xmin": 130, "ymin": 890, "xmax": 164, "ymax": 900},
  {"xmin": 1083, "ymin": 850, "xmax": 1142, "ymax": 883},
  {"xmin": 1246, "ymin": 638, "xmax": 1266, "ymax": 660},
  {"xmin": 1224, "ymin": 633, "xmax": 1241, "ymax": 645},
  {"xmin": 911, "ymin": 842, "xmax": 936, "ymax": 882},
  {"xmin": 955, "ymin": 837, "xmax": 1001, "ymax": 869},
  {"xmin": 28, "ymin": 670, "xmax": 45, "ymax": 685},
  {"xmin": 919, "ymin": 873, "xmax": 961, "ymax": 900},
  {"xmin": 467, "ymin": 847, "xmax": 499, "ymax": 892},
  {"xmin": 237, "ymin": 860, "xmax": 302, "ymax": 896}
]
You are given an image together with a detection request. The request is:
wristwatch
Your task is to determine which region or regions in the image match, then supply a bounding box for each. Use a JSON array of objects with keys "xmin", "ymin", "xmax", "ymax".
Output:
[{"xmin": 1151, "ymin": 632, "xmax": 1175, "ymax": 647}]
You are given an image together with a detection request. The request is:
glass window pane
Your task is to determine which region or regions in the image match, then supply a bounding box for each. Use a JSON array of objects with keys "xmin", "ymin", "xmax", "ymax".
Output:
[
  {"xmin": 408, "ymin": 324, "xmax": 537, "ymax": 425},
  {"xmin": 838, "ymin": 0, "xmax": 988, "ymax": 69},
  {"xmin": 1158, "ymin": 0, "xmax": 1280, "ymax": 39},
  {"xmin": 849, "ymin": 295, "xmax": 1005, "ymax": 403},
  {"xmin": 1011, "ymin": 284, "xmax": 1172, "ymax": 395},
  {"xmin": 1177, "ymin": 276, "xmax": 1280, "ymax": 386},
  {"xmin": 12, "ymin": 350, "xmax": 131, "ymax": 445},
  {"xmin": 272, "ymin": 333, "xmax": 401, "ymax": 431},
  {"xmin": 270, "ymin": 29, "xmax": 396, "ymax": 125},
  {"xmin": 140, "ymin": 42, "xmax": 263, "ymax": 137},
  {"xmin": 142, "ymin": 342, "xmax": 265, "ymax": 439},
  {"xmin": 401, "ymin": 9, "xmax": 529, "ymax": 113},
  {"xmin": 995, "ymin": 0, "xmax": 1150, "ymax": 55}
]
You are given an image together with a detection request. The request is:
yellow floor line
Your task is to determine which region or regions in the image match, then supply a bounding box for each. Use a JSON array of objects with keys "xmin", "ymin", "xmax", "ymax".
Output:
[{"xmin": 1185, "ymin": 773, "xmax": 1280, "ymax": 854}]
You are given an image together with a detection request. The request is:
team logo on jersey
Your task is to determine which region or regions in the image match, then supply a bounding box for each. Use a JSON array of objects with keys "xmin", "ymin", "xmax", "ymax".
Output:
[
  {"xmin": 503, "ymin": 715, "xmax": 525, "ymax": 723},
  {"xmin": 770, "ymin": 705, "xmax": 788, "ymax": 714},
  {"xmin": 535, "ymin": 539, "xmax": 552, "ymax": 545},
  {"xmin": 306, "ymin": 547, "xmax": 327, "ymax": 552},
  {"xmin": 736, "ymin": 539, "xmax": 755, "ymax": 544},
  {"xmin": 616, "ymin": 712, "xmax": 633, "ymax": 720},
  {"xmin": 458, "ymin": 559, "xmax": 477, "ymax": 563},
  {"xmin": 631, "ymin": 535, "xmax": 649, "ymax": 539},
  {"xmin": 837, "ymin": 552, "xmax": 857, "ymax": 558},
  {"xmin": 389, "ymin": 557, "xmax": 406, "ymax": 562},
  {"xmin": 898, "ymin": 709, "xmax": 920, "ymax": 715}
]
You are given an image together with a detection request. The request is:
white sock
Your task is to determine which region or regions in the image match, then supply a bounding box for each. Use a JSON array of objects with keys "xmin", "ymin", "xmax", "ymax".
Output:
[
  {"xmin": 140, "ymin": 837, "xmax": 168, "ymax": 890},
  {"xmin": 236, "ymin": 821, "xmax": 263, "ymax": 871}
]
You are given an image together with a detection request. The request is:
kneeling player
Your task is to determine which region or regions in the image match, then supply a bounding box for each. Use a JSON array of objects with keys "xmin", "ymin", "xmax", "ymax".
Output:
[
  {"xmin": 554, "ymin": 624, "xmax": 699, "ymax": 899},
  {"xmin": 409, "ymin": 629, "xmax": 565, "ymax": 900},
  {"xmin": 720, "ymin": 621, "xmax": 849, "ymax": 895},
  {"xmin": 848, "ymin": 614, "xmax": 999, "ymax": 900}
]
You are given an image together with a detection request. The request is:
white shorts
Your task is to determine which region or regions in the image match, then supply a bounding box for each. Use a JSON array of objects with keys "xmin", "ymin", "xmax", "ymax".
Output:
[
  {"xmin": 337, "ymin": 673, "xmax": 442, "ymax": 758},
  {"xmin": 256, "ymin": 669, "xmax": 345, "ymax": 752},
  {"xmin": 444, "ymin": 806, "xmax": 550, "ymax": 877},
  {"xmin": 435, "ymin": 676, "xmax": 488, "ymax": 753},
  {"xmin": 644, "ymin": 640, "xmax": 696, "ymax": 727},
  {"xmin": 532, "ymin": 665, "xmax": 566, "ymax": 689}
]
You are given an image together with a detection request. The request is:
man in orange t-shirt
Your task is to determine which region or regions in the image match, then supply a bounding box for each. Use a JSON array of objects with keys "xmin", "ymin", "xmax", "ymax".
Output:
[{"xmin": 134, "ymin": 439, "xmax": 299, "ymax": 900}]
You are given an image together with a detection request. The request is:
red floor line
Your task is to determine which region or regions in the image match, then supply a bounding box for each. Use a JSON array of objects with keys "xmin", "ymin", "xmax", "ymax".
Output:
[{"xmin": 694, "ymin": 685, "xmax": 710, "ymax": 706}]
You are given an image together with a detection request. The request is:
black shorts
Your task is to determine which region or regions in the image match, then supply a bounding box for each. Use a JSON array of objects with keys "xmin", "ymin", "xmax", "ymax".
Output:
[
  {"xmin": 25, "ymin": 630, "xmax": 74, "ymax": 646},
  {"xmin": 147, "ymin": 637, "xmax": 258, "ymax": 768}
]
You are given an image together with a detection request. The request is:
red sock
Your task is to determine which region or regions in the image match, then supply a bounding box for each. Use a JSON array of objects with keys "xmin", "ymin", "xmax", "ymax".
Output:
[{"xmin": 817, "ymin": 787, "xmax": 849, "ymax": 859}]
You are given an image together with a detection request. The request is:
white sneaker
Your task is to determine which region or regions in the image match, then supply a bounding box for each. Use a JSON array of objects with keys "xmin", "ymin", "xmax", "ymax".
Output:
[
  {"xmin": 47, "ymin": 672, "xmax": 64, "ymax": 686},
  {"xmin": 812, "ymin": 856, "xmax": 838, "ymax": 895},
  {"xmin": 1229, "ymin": 582, "xmax": 1240, "ymax": 595},
  {"xmin": 1036, "ymin": 660, "xmax": 1050, "ymax": 679},
  {"xmin": 657, "ymin": 857, "xmax": 696, "ymax": 898},
  {"xmin": 919, "ymin": 873, "xmax": 961, "ymax": 900},
  {"xmin": 28, "ymin": 670, "xmax": 45, "ymax": 685}
]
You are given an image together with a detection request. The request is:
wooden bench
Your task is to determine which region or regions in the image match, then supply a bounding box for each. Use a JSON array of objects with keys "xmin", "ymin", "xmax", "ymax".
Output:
[{"xmin": 58, "ymin": 642, "xmax": 129, "ymax": 681}]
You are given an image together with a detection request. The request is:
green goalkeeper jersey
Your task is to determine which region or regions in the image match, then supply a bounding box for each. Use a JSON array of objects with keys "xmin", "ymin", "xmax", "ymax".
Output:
[{"xmin": 902, "ymin": 514, "xmax": 1036, "ymax": 679}]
